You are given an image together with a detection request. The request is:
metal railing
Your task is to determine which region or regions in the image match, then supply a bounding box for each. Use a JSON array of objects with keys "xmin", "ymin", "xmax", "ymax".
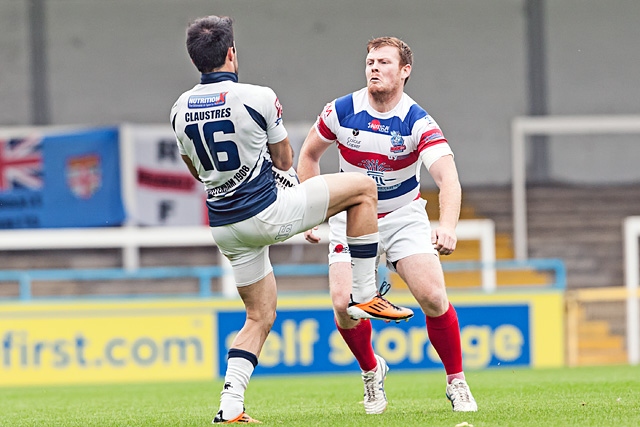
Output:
[
  {"xmin": 0, "ymin": 219, "xmax": 497, "ymax": 297},
  {"xmin": 0, "ymin": 258, "xmax": 565, "ymax": 302}
]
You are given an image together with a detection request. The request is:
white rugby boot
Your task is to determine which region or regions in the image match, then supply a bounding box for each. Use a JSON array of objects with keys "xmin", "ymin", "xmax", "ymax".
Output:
[
  {"xmin": 445, "ymin": 378, "xmax": 478, "ymax": 412},
  {"xmin": 361, "ymin": 354, "xmax": 389, "ymax": 414}
]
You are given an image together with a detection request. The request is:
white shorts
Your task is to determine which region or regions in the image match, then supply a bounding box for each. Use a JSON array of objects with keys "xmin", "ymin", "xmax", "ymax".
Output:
[
  {"xmin": 328, "ymin": 198, "xmax": 436, "ymax": 271},
  {"xmin": 211, "ymin": 176, "xmax": 330, "ymax": 286}
]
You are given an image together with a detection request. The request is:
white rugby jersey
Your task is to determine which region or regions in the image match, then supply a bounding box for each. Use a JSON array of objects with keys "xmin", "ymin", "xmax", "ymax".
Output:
[
  {"xmin": 170, "ymin": 72, "xmax": 287, "ymax": 226},
  {"xmin": 315, "ymin": 88, "xmax": 453, "ymax": 216}
]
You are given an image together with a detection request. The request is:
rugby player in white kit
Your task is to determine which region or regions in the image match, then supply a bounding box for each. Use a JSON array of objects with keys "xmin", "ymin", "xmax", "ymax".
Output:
[
  {"xmin": 170, "ymin": 16, "xmax": 413, "ymax": 424},
  {"xmin": 298, "ymin": 36, "xmax": 478, "ymax": 414}
]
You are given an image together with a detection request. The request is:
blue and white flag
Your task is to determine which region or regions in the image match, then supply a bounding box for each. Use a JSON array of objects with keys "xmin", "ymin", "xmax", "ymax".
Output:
[{"xmin": 0, "ymin": 127, "xmax": 125, "ymax": 228}]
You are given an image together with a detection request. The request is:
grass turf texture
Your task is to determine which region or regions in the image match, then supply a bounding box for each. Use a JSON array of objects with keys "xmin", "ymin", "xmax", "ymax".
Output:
[{"xmin": 1, "ymin": 365, "xmax": 639, "ymax": 427}]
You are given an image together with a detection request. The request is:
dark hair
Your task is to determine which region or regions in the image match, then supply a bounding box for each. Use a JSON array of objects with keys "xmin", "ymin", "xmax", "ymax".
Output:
[
  {"xmin": 367, "ymin": 36, "xmax": 413, "ymax": 84},
  {"xmin": 186, "ymin": 15, "xmax": 234, "ymax": 73}
]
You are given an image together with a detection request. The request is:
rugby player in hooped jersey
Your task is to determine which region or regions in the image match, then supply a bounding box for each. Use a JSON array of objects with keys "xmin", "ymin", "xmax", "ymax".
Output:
[
  {"xmin": 170, "ymin": 17, "xmax": 414, "ymax": 424},
  {"xmin": 297, "ymin": 37, "xmax": 478, "ymax": 414}
]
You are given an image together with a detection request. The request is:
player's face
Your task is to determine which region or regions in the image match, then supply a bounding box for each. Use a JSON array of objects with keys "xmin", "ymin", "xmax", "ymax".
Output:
[{"xmin": 365, "ymin": 46, "xmax": 411, "ymax": 96}]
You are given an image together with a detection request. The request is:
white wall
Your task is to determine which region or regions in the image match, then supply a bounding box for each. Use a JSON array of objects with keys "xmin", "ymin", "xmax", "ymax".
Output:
[
  {"xmin": 1, "ymin": 0, "xmax": 639, "ymax": 185},
  {"xmin": 545, "ymin": 0, "xmax": 640, "ymax": 183}
]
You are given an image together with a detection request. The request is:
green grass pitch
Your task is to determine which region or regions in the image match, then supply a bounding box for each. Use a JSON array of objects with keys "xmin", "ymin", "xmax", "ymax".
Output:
[{"xmin": 1, "ymin": 365, "xmax": 639, "ymax": 426}]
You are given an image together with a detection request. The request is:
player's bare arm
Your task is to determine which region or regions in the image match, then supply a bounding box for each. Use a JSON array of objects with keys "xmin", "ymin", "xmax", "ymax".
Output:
[
  {"xmin": 268, "ymin": 136, "xmax": 294, "ymax": 171},
  {"xmin": 429, "ymin": 154, "xmax": 461, "ymax": 255},
  {"xmin": 180, "ymin": 154, "xmax": 202, "ymax": 182},
  {"xmin": 297, "ymin": 126, "xmax": 331, "ymax": 182}
]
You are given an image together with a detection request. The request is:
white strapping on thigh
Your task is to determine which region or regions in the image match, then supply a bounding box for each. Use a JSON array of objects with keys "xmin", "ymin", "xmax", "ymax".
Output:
[{"xmin": 301, "ymin": 176, "xmax": 330, "ymax": 229}]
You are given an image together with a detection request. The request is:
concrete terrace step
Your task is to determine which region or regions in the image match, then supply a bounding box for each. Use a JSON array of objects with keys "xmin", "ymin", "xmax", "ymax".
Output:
[
  {"xmin": 463, "ymin": 183, "xmax": 640, "ymax": 289},
  {"xmin": 576, "ymin": 353, "xmax": 628, "ymax": 366},
  {"xmin": 390, "ymin": 269, "xmax": 550, "ymax": 290},
  {"xmin": 577, "ymin": 336, "xmax": 624, "ymax": 350},
  {"xmin": 577, "ymin": 320, "xmax": 612, "ymax": 336}
]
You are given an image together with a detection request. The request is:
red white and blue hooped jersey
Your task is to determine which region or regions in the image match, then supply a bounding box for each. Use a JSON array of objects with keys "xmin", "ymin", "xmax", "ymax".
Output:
[
  {"xmin": 170, "ymin": 72, "xmax": 287, "ymax": 227},
  {"xmin": 315, "ymin": 88, "xmax": 453, "ymax": 216}
]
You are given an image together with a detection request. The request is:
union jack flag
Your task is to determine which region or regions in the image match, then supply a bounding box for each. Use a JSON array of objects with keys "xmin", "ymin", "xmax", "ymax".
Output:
[{"xmin": 0, "ymin": 136, "xmax": 43, "ymax": 191}]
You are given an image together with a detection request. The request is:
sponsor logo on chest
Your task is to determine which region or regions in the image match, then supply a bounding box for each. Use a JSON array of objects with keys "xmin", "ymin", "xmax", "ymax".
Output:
[
  {"xmin": 368, "ymin": 119, "xmax": 390, "ymax": 134},
  {"xmin": 389, "ymin": 130, "xmax": 407, "ymax": 153}
]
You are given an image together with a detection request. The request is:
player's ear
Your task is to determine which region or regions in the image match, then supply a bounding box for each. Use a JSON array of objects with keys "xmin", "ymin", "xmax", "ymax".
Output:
[
  {"xmin": 401, "ymin": 63, "xmax": 411, "ymax": 80},
  {"xmin": 227, "ymin": 45, "xmax": 236, "ymax": 62}
]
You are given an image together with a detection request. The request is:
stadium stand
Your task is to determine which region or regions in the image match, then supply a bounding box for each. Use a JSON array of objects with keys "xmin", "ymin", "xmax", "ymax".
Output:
[
  {"xmin": 462, "ymin": 183, "xmax": 640, "ymax": 366},
  {"xmin": 3, "ymin": 182, "xmax": 637, "ymax": 293},
  {"xmin": 461, "ymin": 183, "xmax": 640, "ymax": 289},
  {"xmin": 1, "ymin": 182, "xmax": 638, "ymax": 367}
]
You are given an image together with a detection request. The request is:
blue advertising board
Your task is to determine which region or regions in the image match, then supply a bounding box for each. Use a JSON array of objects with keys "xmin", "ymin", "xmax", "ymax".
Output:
[
  {"xmin": 0, "ymin": 292, "xmax": 563, "ymax": 386},
  {"xmin": 216, "ymin": 304, "xmax": 531, "ymax": 376}
]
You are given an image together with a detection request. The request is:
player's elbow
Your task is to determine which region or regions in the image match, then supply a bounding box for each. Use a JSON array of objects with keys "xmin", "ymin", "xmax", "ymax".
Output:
[
  {"xmin": 272, "ymin": 156, "xmax": 293, "ymax": 171},
  {"xmin": 271, "ymin": 144, "xmax": 294, "ymax": 171},
  {"xmin": 299, "ymin": 149, "xmax": 321, "ymax": 168}
]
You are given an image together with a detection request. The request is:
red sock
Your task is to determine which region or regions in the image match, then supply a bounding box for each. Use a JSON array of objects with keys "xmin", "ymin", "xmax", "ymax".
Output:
[
  {"xmin": 426, "ymin": 303, "xmax": 463, "ymax": 375},
  {"xmin": 336, "ymin": 318, "xmax": 377, "ymax": 372}
]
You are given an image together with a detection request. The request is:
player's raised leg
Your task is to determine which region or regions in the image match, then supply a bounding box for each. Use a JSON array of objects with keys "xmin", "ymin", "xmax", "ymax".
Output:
[{"xmin": 322, "ymin": 172, "xmax": 413, "ymax": 322}]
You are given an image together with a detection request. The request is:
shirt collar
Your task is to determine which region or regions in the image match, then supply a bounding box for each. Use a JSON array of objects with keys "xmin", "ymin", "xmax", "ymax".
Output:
[{"xmin": 200, "ymin": 72, "xmax": 238, "ymax": 84}]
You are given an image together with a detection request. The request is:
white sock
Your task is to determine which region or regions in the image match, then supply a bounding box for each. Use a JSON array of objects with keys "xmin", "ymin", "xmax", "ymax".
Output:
[
  {"xmin": 219, "ymin": 355, "xmax": 255, "ymax": 419},
  {"xmin": 447, "ymin": 372, "xmax": 466, "ymax": 384},
  {"xmin": 347, "ymin": 233, "xmax": 379, "ymax": 303}
]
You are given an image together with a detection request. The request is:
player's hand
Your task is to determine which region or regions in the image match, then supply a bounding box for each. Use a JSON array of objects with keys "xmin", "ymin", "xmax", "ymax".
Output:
[
  {"xmin": 304, "ymin": 226, "xmax": 321, "ymax": 244},
  {"xmin": 431, "ymin": 226, "xmax": 457, "ymax": 256}
]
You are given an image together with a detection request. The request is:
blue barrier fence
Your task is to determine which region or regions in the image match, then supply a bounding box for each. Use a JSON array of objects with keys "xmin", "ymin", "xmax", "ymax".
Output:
[{"xmin": 0, "ymin": 258, "xmax": 566, "ymax": 301}]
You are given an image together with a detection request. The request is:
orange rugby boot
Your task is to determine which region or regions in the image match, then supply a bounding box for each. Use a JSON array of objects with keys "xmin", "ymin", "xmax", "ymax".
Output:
[{"xmin": 346, "ymin": 293, "xmax": 414, "ymax": 322}]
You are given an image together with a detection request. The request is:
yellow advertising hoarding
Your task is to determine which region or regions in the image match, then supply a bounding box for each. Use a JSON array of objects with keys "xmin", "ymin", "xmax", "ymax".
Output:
[
  {"xmin": 0, "ymin": 291, "xmax": 564, "ymax": 386},
  {"xmin": 0, "ymin": 302, "xmax": 219, "ymax": 386}
]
